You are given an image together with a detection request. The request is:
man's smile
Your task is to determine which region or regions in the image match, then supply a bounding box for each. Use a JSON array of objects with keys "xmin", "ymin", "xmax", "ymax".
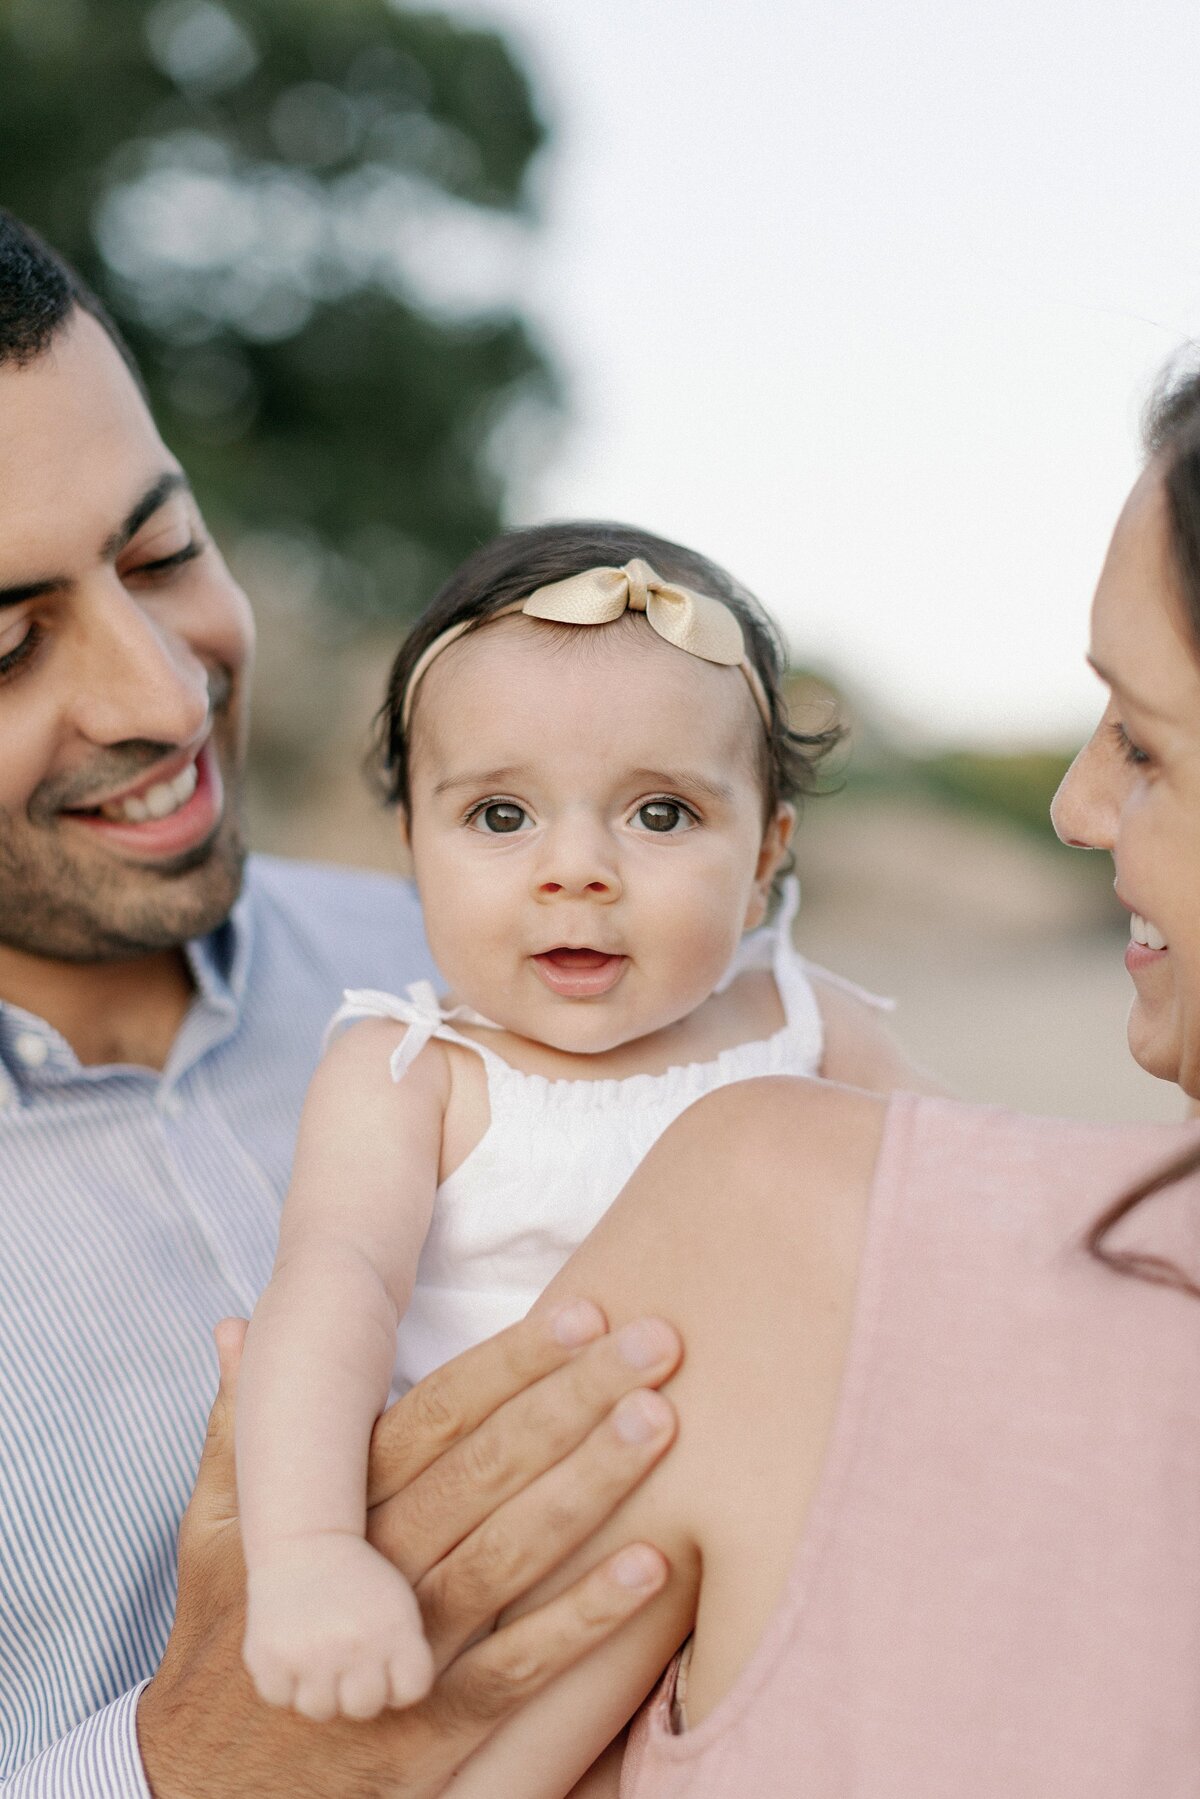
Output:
[{"xmin": 58, "ymin": 738, "xmax": 225, "ymax": 862}]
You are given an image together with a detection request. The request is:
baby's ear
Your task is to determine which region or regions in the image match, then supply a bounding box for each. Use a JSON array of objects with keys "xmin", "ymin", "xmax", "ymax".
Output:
[
  {"xmin": 744, "ymin": 804, "xmax": 795, "ymax": 930},
  {"xmin": 395, "ymin": 807, "xmax": 412, "ymax": 851},
  {"xmin": 756, "ymin": 803, "xmax": 795, "ymax": 888}
]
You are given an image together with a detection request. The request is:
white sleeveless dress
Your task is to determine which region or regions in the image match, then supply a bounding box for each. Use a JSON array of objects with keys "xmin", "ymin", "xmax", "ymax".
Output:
[{"xmin": 330, "ymin": 883, "xmax": 865, "ymax": 1391}]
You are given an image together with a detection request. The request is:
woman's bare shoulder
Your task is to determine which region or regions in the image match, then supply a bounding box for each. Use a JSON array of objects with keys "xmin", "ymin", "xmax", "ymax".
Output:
[
  {"xmin": 550, "ymin": 1076, "xmax": 886, "ymax": 1306},
  {"xmin": 533, "ymin": 1076, "xmax": 890, "ymax": 1726},
  {"xmin": 650, "ymin": 1074, "xmax": 888, "ymax": 1216}
]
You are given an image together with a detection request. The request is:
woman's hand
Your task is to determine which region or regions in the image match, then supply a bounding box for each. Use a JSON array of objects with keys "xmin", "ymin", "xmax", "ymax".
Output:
[{"xmin": 137, "ymin": 1305, "xmax": 679, "ymax": 1799}]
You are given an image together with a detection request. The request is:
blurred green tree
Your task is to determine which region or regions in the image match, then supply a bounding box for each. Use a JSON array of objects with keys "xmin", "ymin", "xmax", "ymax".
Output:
[{"xmin": 0, "ymin": 0, "xmax": 557, "ymax": 622}]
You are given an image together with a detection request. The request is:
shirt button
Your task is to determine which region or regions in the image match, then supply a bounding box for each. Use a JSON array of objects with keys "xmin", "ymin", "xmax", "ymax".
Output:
[
  {"xmin": 159, "ymin": 1091, "xmax": 184, "ymax": 1118},
  {"xmin": 13, "ymin": 1032, "xmax": 49, "ymax": 1068}
]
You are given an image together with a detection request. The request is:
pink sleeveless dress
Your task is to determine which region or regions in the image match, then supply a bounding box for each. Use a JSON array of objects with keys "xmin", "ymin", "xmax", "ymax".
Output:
[{"xmin": 621, "ymin": 1092, "xmax": 1200, "ymax": 1798}]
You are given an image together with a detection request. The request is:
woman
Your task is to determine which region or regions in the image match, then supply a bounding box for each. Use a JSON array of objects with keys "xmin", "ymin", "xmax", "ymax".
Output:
[{"xmin": 450, "ymin": 365, "xmax": 1200, "ymax": 1796}]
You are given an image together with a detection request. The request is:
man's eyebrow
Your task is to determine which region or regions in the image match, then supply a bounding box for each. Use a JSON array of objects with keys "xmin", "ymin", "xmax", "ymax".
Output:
[
  {"xmin": 100, "ymin": 471, "xmax": 190, "ymax": 560},
  {"xmin": 0, "ymin": 576, "xmax": 69, "ymax": 611},
  {"xmin": 0, "ymin": 473, "xmax": 192, "ymax": 612}
]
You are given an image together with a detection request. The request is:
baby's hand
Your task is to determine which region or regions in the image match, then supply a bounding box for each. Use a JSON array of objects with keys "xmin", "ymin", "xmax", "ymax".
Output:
[{"xmin": 243, "ymin": 1532, "xmax": 435, "ymax": 1721}]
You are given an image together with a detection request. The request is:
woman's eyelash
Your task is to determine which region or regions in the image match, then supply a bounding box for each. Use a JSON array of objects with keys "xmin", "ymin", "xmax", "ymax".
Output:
[{"xmin": 1110, "ymin": 720, "xmax": 1149, "ymax": 766}]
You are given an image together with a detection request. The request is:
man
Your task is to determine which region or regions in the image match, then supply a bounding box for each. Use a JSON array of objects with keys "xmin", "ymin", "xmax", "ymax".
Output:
[{"xmin": 0, "ymin": 211, "xmax": 677, "ymax": 1796}]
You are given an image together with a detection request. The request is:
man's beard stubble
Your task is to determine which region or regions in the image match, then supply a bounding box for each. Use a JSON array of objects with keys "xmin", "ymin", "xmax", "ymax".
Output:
[
  {"xmin": 0, "ymin": 679, "xmax": 247, "ymax": 964},
  {"xmin": 0, "ymin": 821, "xmax": 247, "ymax": 963}
]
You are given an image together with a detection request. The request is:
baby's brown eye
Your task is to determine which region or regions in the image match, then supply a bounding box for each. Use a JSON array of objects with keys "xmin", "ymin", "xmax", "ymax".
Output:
[
  {"xmin": 479, "ymin": 802, "xmax": 527, "ymax": 833},
  {"xmin": 637, "ymin": 801, "xmax": 683, "ymax": 832}
]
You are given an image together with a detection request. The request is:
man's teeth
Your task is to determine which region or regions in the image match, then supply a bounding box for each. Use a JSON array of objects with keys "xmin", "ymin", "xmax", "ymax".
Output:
[
  {"xmin": 1130, "ymin": 912, "xmax": 1167, "ymax": 952},
  {"xmin": 100, "ymin": 761, "xmax": 198, "ymax": 824}
]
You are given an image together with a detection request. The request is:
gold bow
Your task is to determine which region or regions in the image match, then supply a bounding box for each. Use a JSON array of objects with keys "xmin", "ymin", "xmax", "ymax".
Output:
[
  {"xmin": 401, "ymin": 559, "xmax": 770, "ymax": 730},
  {"xmin": 522, "ymin": 558, "xmax": 747, "ymax": 666}
]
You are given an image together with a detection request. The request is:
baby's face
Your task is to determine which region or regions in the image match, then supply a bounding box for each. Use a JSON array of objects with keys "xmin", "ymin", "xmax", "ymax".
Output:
[{"xmin": 403, "ymin": 614, "xmax": 792, "ymax": 1056}]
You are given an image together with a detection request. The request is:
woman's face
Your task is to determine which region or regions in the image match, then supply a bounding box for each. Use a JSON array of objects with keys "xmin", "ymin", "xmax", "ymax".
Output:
[{"xmin": 1052, "ymin": 464, "xmax": 1200, "ymax": 1096}]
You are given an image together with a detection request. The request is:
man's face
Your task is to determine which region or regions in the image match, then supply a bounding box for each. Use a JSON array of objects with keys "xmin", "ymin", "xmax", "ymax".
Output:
[{"xmin": 0, "ymin": 310, "xmax": 254, "ymax": 963}]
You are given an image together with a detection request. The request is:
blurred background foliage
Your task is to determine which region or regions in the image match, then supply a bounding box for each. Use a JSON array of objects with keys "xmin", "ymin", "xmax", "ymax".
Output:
[
  {"xmin": 0, "ymin": 1, "xmax": 1149, "ymax": 1114},
  {"xmin": 913, "ymin": 747, "xmax": 1076, "ymax": 841},
  {"xmin": 785, "ymin": 673, "xmax": 1085, "ymax": 865},
  {"xmin": 0, "ymin": 0, "xmax": 558, "ymax": 626},
  {"xmin": 0, "ymin": 0, "xmax": 1094, "ymax": 874}
]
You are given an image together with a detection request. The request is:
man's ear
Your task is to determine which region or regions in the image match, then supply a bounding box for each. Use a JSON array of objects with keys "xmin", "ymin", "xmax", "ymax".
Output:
[{"xmin": 745, "ymin": 803, "xmax": 796, "ymax": 930}]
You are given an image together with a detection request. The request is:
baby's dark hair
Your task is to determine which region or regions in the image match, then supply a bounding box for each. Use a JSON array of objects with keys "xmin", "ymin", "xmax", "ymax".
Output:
[{"xmin": 376, "ymin": 520, "xmax": 842, "ymax": 826}]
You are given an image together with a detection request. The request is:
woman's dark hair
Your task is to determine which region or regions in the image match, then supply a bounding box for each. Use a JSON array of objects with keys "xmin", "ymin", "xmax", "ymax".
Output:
[
  {"xmin": 376, "ymin": 520, "xmax": 842, "ymax": 835},
  {"xmin": 1087, "ymin": 361, "xmax": 1200, "ymax": 1298}
]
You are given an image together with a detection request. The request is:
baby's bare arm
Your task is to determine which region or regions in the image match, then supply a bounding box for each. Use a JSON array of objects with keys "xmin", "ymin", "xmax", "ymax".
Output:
[
  {"xmin": 239, "ymin": 1024, "xmax": 445, "ymax": 1554},
  {"xmin": 236, "ymin": 1023, "xmax": 448, "ymax": 1716}
]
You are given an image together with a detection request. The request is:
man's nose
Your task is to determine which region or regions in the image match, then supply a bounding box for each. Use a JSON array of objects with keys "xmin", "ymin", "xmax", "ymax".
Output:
[
  {"xmin": 534, "ymin": 817, "xmax": 623, "ymax": 902},
  {"xmin": 65, "ymin": 581, "xmax": 212, "ymax": 748},
  {"xmin": 1051, "ymin": 732, "xmax": 1115, "ymax": 852}
]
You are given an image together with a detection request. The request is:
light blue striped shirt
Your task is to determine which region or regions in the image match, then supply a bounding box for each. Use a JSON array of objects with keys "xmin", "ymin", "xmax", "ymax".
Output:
[{"xmin": 0, "ymin": 856, "xmax": 434, "ymax": 1794}]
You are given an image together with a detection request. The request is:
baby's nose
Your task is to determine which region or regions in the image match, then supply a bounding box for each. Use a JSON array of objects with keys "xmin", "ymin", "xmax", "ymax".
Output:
[
  {"xmin": 534, "ymin": 821, "xmax": 623, "ymax": 902},
  {"xmin": 538, "ymin": 873, "xmax": 619, "ymax": 898}
]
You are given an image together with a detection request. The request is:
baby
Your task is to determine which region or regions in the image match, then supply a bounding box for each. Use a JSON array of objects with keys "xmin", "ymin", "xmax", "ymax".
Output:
[{"xmin": 235, "ymin": 521, "xmax": 921, "ymax": 1756}]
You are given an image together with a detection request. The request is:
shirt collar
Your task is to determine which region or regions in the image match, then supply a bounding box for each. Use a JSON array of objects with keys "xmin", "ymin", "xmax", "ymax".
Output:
[
  {"xmin": 184, "ymin": 880, "xmax": 254, "ymax": 1016},
  {"xmin": 0, "ymin": 881, "xmax": 256, "ymax": 1099}
]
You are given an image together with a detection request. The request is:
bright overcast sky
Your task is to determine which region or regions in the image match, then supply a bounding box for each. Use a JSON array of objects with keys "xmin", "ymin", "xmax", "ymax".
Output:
[{"xmin": 445, "ymin": 0, "xmax": 1200, "ymax": 743}]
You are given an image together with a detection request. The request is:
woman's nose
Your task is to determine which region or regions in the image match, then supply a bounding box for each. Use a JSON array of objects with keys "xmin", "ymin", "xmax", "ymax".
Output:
[
  {"xmin": 534, "ymin": 818, "xmax": 623, "ymax": 902},
  {"xmin": 1051, "ymin": 729, "xmax": 1116, "ymax": 852}
]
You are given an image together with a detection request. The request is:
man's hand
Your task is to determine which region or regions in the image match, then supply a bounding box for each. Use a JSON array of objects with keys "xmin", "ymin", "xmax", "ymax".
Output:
[{"xmin": 137, "ymin": 1305, "xmax": 680, "ymax": 1799}]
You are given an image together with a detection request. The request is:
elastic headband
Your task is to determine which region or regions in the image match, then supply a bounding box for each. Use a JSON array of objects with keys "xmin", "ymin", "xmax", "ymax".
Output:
[{"xmin": 400, "ymin": 557, "xmax": 773, "ymax": 733}]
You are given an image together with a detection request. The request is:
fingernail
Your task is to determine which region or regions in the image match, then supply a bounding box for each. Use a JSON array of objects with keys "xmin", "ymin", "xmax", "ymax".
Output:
[
  {"xmin": 613, "ymin": 1389, "xmax": 672, "ymax": 1445},
  {"xmin": 551, "ymin": 1299, "xmax": 606, "ymax": 1347},
  {"xmin": 611, "ymin": 1545, "xmax": 666, "ymax": 1590},
  {"xmin": 616, "ymin": 1318, "xmax": 676, "ymax": 1371}
]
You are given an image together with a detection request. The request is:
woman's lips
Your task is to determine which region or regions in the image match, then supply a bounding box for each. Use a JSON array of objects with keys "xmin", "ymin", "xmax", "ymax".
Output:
[
  {"xmin": 531, "ymin": 947, "xmax": 628, "ymax": 998},
  {"xmin": 1125, "ymin": 939, "xmax": 1169, "ymax": 975}
]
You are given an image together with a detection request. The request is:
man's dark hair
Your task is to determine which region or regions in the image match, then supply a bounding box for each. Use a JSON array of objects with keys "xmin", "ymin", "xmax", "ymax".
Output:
[{"xmin": 0, "ymin": 208, "xmax": 140, "ymax": 378}]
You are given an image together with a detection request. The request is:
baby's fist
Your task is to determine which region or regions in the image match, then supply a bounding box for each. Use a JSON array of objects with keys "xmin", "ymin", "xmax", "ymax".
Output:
[{"xmin": 244, "ymin": 1533, "xmax": 435, "ymax": 1721}]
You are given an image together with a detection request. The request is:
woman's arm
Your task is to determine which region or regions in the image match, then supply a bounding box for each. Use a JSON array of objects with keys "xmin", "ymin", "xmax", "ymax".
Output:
[
  {"xmin": 236, "ymin": 1021, "xmax": 448, "ymax": 1717},
  {"xmin": 565, "ymin": 1731, "xmax": 627, "ymax": 1796},
  {"xmin": 446, "ymin": 1075, "xmax": 885, "ymax": 1795}
]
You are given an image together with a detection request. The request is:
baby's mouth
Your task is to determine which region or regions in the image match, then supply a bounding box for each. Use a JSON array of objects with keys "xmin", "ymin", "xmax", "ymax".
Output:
[
  {"xmin": 531, "ymin": 947, "xmax": 628, "ymax": 999},
  {"xmin": 541, "ymin": 948, "xmax": 615, "ymax": 970}
]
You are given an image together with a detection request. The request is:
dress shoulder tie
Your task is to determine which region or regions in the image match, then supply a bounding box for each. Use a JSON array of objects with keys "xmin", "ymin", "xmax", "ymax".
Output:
[{"xmin": 326, "ymin": 981, "xmax": 503, "ymax": 1082}]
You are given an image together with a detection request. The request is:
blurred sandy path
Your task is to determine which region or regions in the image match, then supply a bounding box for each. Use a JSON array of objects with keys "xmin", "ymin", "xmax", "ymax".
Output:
[{"xmin": 794, "ymin": 796, "xmax": 1183, "ymax": 1122}]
